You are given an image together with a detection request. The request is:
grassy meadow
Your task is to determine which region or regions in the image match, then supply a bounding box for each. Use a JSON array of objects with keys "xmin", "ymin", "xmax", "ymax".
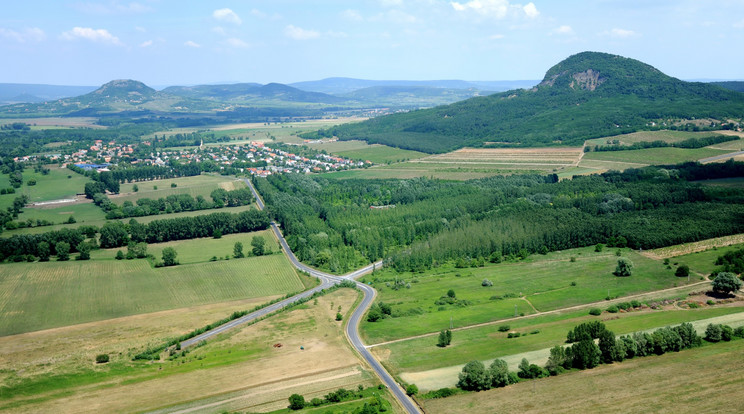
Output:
[
  {"xmin": 583, "ymin": 147, "xmax": 729, "ymax": 165},
  {"xmin": 0, "ymin": 253, "xmax": 302, "ymax": 336},
  {"xmin": 0, "ymin": 166, "xmax": 91, "ymax": 210},
  {"xmin": 360, "ymin": 247, "xmax": 698, "ymax": 343},
  {"xmin": 112, "ymin": 174, "xmax": 245, "ymax": 205}
]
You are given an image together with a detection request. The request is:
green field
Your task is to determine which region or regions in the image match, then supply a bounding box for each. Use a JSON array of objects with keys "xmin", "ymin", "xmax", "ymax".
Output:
[
  {"xmin": 377, "ymin": 306, "xmax": 744, "ymax": 373},
  {"xmin": 113, "ymin": 174, "xmax": 245, "ymax": 205},
  {"xmin": 0, "ymin": 166, "xmax": 91, "ymax": 210},
  {"xmin": 673, "ymin": 243, "xmax": 744, "ymax": 275},
  {"xmin": 90, "ymin": 229, "xmax": 280, "ymax": 264},
  {"xmin": 17, "ymin": 202, "xmax": 106, "ymax": 224},
  {"xmin": 0, "ymin": 253, "xmax": 302, "ymax": 336},
  {"xmin": 583, "ymin": 147, "xmax": 729, "ymax": 165},
  {"xmin": 3, "ymin": 204, "xmax": 256, "ymax": 236},
  {"xmin": 333, "ymin": 145, "xmax": 428, "ymax": 164},
  {"xmin": 586, "ymin": 130, "xmax": 728, "ymax": 146},
  {"xmin": 360, "ymin": 247, "xmax": 695, "ymax": 343}
]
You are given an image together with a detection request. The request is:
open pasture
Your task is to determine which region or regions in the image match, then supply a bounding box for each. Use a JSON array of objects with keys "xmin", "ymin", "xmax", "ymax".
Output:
[
  {"xmin": 642, "ymin": 233, "xmax": 744, "ymax": 260},
  {"xmin": 360, "ymin": 247, "xmax": 692, "ymax": 343},
  {"xmin": 0, "ymin": 166, "xmax": 91, "ymax": 211},
  {"xmin": 17, "ymin": 201, "xmax": 105, "ymax": 224},
  {"xmin": 0, "ymin": 253, "xmax": 302, "ymax": 336},
  {"xmin": 0, "ymin": 117, "xmax": 104, "ymax": 128},
  {"xmin": 422, "ymin": 338, "xmax": 744, "ymax": 414}
]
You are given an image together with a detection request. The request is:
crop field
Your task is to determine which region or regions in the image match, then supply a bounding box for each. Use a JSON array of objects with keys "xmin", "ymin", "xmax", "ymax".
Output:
[
  {"xmin": 325, "ymin": 162, "xmax": 545, "ymax": 180},
  {"xmin": 583, "ymin": 147, "xmax": 729, "ymax": 165},
  {"xmin": 413, "ymin": 147, "xmax": 583, "ymax": 168},
  {"xmin": 0, "ymin": 117, "xmax": 104, "ymax": 128},
  {"xmin": 3, "ymin": 204, "xmax": 256, "ymax": 236},
  {"xmin": 360, "ymin": 247, "xmax": 695, "ymax": 343},
  {"xmin": 112, "ymin": 174, "xmax": 245, "ymax": 205},
  {"xmin": 0, "ymin": 289, "xmax": 394, "ymax": 414},
  {"xmin": 379, "ymin": 306, "xmax": 744, "ymax": 378},
  {"xmin": 422, "ymin": 339, "xmax": 744, "ymax": 414},
  {"xmin": 90, "ymin": 229, "xmax": 280, "ymax": 264},
  {"xmin": 332, "ymin": 144, "xmax": 427, "ymax": 164},
  {"xmin": 0, "ymin": 253, "xmax": 303, "ymax": 336}
]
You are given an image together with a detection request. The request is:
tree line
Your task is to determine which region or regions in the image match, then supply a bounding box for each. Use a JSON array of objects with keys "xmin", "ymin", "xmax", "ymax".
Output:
[
  {"xmin": 0, "ymin": 209, "xmax": 269, "ymax": 261},
  {"xmin": 589, "ymin": 134, "xmax": 738, "ymax": 152}
]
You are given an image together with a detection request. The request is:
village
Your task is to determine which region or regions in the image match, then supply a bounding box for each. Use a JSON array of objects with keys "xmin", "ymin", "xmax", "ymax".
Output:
[{"xmin": 16, "ymin": 138, "xmax": 373, "ymax": 177}]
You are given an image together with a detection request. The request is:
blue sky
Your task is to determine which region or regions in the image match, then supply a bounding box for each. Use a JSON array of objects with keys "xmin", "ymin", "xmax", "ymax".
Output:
[{"xmin": 1, "ymin": 0, "xmax": 743, "ymax": 86}]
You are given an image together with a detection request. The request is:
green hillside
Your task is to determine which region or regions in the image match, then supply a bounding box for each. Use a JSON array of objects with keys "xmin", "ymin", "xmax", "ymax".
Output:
[{"xmin": 314, "ymin": 52, "xmax": 744, "ymax": 153}]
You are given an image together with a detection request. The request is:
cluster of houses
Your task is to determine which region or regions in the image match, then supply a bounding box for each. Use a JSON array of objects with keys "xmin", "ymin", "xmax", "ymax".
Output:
[{"xmin": 48, "ymin": 139, "xmax": 371, "ymax": 177}]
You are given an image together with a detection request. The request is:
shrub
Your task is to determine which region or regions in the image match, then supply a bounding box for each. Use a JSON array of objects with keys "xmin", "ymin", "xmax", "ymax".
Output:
[
  {"xmin": 498, "ymin": 325, "xmax": 510, "ymax": 332},
  {"xmin": 589, "ymin": 308, "xmax": 602, "ymax": 316},
  {"xmin": 595, "ymin": 243, "xmax": 605, "ymax": 252},
  {"xmin": 675, "ymin": 264, "xmax": 690, "ymax": 277},
  {"xmin": 507, "ymin": 332, "xmax": 521, "ymax": 338},
  {"xmin": 570, "ymin": 256, "xmax": 576, "ymax": 262},
  {"xmin": 481, "ymin": 278, "xmax": 493, "ymax": 287},
  {"xmin": 288, "ymin": 394, "xmax": 305, "ymax": 410},
  {"xmin": 95, "ymin": 354, "xmax": 110, "ymax": 364},
  {"xmin": 613, "ymin": 258, "xmax": 634, "ymax": 277},
  {"xmin": 705, "ymin": 324, "xmax": 722, "ymax": 342},
  {"xmin": 606, "ymin": 305, "xmax": 619, "ymax": 313},
  {"xmin": 406, "ymin": 384, "xmax": 418, "ymax": 396},
  {"xmin": 630, "ymin": 300, "xmax": 642, "ymax": 308}
]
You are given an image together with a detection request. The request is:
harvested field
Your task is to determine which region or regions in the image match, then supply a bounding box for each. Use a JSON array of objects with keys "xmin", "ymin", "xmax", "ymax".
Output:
[
  {"xmin": 422, "ymin": 339, "xmax": 744, "ymax": 414},
  {"xmin": 642, "ymin": 233, "xmax": 744, "ymax": 259},
  {"xmin": 0, "ymin": 289, "xmax": 377, "ymax": 414}
]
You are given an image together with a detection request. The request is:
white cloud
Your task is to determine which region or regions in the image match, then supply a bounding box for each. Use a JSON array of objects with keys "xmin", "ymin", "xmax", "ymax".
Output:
[
  {"xmin": 139, "ymin": 40, "xmax": 153, "ymax": 47},
  {"xmin": 601, "ymin": 28, "xmax": 638, "ymax": 38},
  {"xmin": 523, "ymin": 2, "xmax": 539, "ymax": 18},
  {"xmin": 184, "ymin": 40, "xmax": 201, "ymax": 48},
  {"xmin": 551, "ymin": 25, "xmax": 574, "ymax": 35},
  {"xmin": 450, "ymin": 0, "xmax": 539, "ymax": 20},
  {"xmin": 225, "ymin": 38, "xmax": 249, "ymax": 48},
  {"xmin": 284, "ymin": 25, "xmax": 320, "ymax": 40},
  {"xmin": 734, "ymin": 19, "xmax": 744, "ymax": 28},
  {"xmin": 489, "ymin": 33, "xmax": 505, "ymax": 39},
  {"xmin": 73, "ymin": 1, "xmax": 151, "ymax": 15},
  {"xmin": 341, "ymin": 9, "xmax": 363, "ymax": 21},
  {"xmin": 0, "ymin": 27, "xmax": 46, "ymax": 43},
  {"xmin": 213, "ymin": 8, "xmax": 242, "ymax": 25},
  {"xmin": 61, "ymin": 27, "xmax": 122, "ymax": 45}
]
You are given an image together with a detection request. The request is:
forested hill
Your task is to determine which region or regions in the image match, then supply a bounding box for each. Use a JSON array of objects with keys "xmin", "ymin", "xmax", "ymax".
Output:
[{"xmin": 310, "ymin": 52, "xmax": 744, "ymax": 153}]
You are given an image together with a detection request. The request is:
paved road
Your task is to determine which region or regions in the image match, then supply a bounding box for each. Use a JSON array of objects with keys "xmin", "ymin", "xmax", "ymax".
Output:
[
  {"xmin": 699, "ymin": 150, "xmax": 744, "ymax": 163},
  {"xmin": 180, "ymin": 178, "xmax": 421, "ymax": 414}
]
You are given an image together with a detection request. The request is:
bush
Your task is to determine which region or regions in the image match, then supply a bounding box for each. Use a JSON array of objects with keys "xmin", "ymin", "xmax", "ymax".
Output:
[
  {"xmin": 481, "ymin": 278, "xmax": 493, "ymax": 287},
  {"xmin": 589, "ymin": 308, "xmax": 602, "ymax": 316},
  {"xmin": 507, "ymin": 332, "xmax": 521, "ymax": 338},
  {"xmin": 705, "ymin": 324, "xmax": 722, "ymax": 342},
  {"xmin": 498, "ymin": 325, "xmax": 510, "ymax": 332},
  {"xmin": 335, "ymin": 312, "xmax": 343, "ymax": 321},
  {"xmin": 675, "ymin": 264, "xmax": 690, "ymax": 277},
  {"xmin": 95, "ymin": 354, "xmax": 110, "ymax": 364},
  {"xmin": 595, "ymin": 243, "xmax": 605, "ymax": 252},
  {"xmin": 613, "ymin": 257, "xmax": 634, "ymax": 277},
  {"xmin": 288, "ymin": 394, "xmax": 305, "ymax": 410},
  {"xmin": 406, "ymin": 384, "xmax": 418, "ymax": 396},
  {"xmin": 606, "ymin": 305, "xmax": 619, "ymax": 313}
]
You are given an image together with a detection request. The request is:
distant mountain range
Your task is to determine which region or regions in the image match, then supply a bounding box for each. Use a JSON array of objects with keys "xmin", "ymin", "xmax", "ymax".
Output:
[
  {"xmin": 288, "ymin": 78, "xmax": 538, "ymax": 95},
  {"xmin": 313, "ymin": 51, "xmax": 744, "ymax": 153},
  {"xmin": 0, "ymin": 83, "xmax": 97, "ymax": 105}
]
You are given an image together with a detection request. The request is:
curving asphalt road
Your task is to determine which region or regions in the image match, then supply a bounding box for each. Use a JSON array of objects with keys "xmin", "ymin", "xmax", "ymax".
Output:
[{"xmin": 179, "ymin": 178, "xmax": 421, "ymax": 413}]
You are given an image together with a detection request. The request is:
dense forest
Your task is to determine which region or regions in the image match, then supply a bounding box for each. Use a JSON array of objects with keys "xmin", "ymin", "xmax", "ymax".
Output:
[
  {"xmin": 256, "ymin": 161, "xmax": 744, "ymax": 273},
  {"xmin": 307, "ymin": 52, "xmax": 744, "ymax": 153}
]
